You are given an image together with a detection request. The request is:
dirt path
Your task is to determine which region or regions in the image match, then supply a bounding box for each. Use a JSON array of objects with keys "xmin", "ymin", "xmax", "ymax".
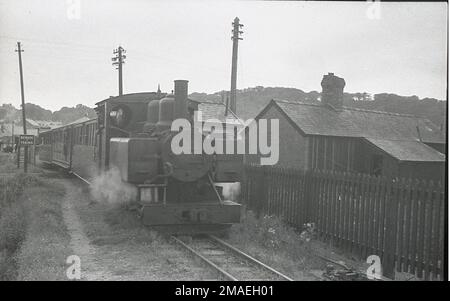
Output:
[
  {"xmin": 59, "ymin": 177, "xmax": 216, "ymax": 280},
  {"xmin": 61, "ymin": 180, "xmax": 118, "ymax": 280}
]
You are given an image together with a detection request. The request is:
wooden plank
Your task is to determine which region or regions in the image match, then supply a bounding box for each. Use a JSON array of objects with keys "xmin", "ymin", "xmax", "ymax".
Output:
[
  {"xmin": 362, "ymin": 174, "xmax": 370, "ymax": 259},
  {"xmin": 325, "ymin": 171, "xmax": 332, "ymax": 240},
  {"xmin": 340, "ymin": 174, "xmax": 346, "ymax": 248},
  {"xmin": 317, "ymin": 172, "xmax": 324, "ymax": 237},
  {"xmin": 374, "ymin": 176, "xmax": 383, "ymax": 256},
  {"xmin": 352, "ymin": 173, "xmax": 361, "ymax": 256},
  {"xmin": 341, "ymin": 174, "xmax": 348, "ymax": 251},
  {"xmin": 296, "ymin": 170, "xmax": 303, "ymax": 228},
  {"xmin": 344, "ymin": 174, "xmax": 352, "ymax": 253},
  {"xmin": 267, "ymin": 167, "xmax": 273, "ymax": 215},
  {"xmin": 334, "ymin": 173, "xmax": 340, "ymax": 246},
  {"xmin": 382, "ymin": 179, "xmax": 398, "ymax": 279},
  {"xmin": 315, "ymin": 172, "xmax": 322, "ymax": 236},
  {"xmin": 409, "ymin": 179, "xmax": 421, "ymax": 276},
  {"xmin": 431, "ymin": 182, "xmax": 441, "ymax": 279},
  {"xmin": 340, "ymin": 174, "xmax": 347, "ymax": 249},
  {"xmin": 349, "ymin": 173, "xmax": 357, "ymax": 255},
  {"xmin": 437, "ymin": 183, "xmax": 444, "ymax": 279},
  {"xmin": 402, "ymin": 179, "xmax": 412, "ymax": 273},
  {"xmin": 395, "ymin": 178, "xmax": 405, "ymax": 272},
  {"xmin": 423, "ymin": 180, "xmax": 434, "ymax": 280},
  {"xmin": 286, "ymin": 170, "xmax": 292, "ymax": 225},
  {"xmin": 367, "ymin": 175, "xmax": 375, "ymax": 257},
  {"xmin": 416, "ymin": 180, "xmax": 427, "ymax": 279},
  {"xmin": 341, "ymin": 174, "xmax": 348, "ymax": 250},
  {"xmin": 323, "ymin": 171, "xmax": 330, "ymax": 239},
  {"xmin": 289, "ymin": 170, "xmax": 295, "ymax": 226},
  {"xmin": 330, "ymin": 172, "xmax": 338, "ymax": 245},
  {"xmin": 331, "ymin": 171, "xmax": 338, "ymax": 244},
  {"xmin": 300, "ymin": 171, "xmax": 307, "ymax": 227}
]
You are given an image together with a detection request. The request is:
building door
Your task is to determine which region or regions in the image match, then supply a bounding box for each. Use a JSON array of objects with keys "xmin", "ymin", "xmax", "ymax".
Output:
[{"xmin": 370, "ymin": 154, "xmax": 383, "ymax": 176}]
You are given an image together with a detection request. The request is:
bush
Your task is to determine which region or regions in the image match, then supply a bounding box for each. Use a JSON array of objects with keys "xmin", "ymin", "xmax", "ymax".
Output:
[{"xmin": 228, "ymin": 211, "xmax": 323, "ymax": 273}]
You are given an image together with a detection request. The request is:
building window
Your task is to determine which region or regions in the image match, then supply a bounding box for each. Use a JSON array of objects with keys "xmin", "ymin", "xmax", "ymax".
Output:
[{"xmin": 370, "ymin": 154, "xmax": 383, "ymax": 176}]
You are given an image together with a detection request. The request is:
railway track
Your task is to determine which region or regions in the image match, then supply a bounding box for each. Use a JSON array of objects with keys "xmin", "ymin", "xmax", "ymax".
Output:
[
  {"xmin": 68, "ymin": 171, "xmax": 383, "ymax": 281},
  {"xmin": 171, "ymin": 234, "xmax": 293, "ymax": 281}
]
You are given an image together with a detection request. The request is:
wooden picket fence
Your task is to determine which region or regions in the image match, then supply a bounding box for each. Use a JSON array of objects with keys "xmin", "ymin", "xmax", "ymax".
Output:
[{"xmin": 241, "ymin": 164, "xmax": 445, "ymax": 280}]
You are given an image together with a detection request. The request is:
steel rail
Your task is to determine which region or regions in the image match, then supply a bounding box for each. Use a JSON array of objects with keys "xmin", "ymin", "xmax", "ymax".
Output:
[
  {"xmin": 170, "ymin": 235, "xmax": 238, "ymax": 281},
  {"xmin": 208, "ymin": 235, "xmax": 294, "ymax": 281}
]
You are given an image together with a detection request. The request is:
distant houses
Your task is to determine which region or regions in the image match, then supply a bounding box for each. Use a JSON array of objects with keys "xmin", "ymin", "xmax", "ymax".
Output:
[
  {"xmin": 247, "ymin": 73, "xmax": 446, "ymax": 182},
  {"xmin": 0, "ymin": 118, "xmax": 62, "ymax": 149}
]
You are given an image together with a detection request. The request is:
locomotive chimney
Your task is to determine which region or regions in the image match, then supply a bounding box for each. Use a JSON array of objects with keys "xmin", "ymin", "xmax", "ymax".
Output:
[{"xmin": 174, "ymin": 80, "xmax": 188, "ymax": 119}]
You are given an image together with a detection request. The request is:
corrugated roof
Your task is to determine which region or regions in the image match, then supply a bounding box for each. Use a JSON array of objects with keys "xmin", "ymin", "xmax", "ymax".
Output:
[
  {"xmin": 364, "ymin": 138, "xmax": 445, "ymax": 162},
  {"xmin": 272, "ymin": 99, "xmax": 445, "ymax": 144}
]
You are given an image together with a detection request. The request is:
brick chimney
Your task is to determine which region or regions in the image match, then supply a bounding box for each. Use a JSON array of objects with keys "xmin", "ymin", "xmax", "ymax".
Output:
[{"xmin": 321, "ymin": 73, "xmax": 345, "ymax": 110}]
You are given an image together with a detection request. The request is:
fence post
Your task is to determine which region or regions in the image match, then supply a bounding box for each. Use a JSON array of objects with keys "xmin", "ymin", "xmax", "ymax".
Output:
[
  {"xmin": 262, "ymin": 165, "xmax": 268, "ymax": 216},
  {"xmin": 304, "ymin": 170, "xmax": 313, "ymax": 224},
  {"xmin": 254, "ymin": 165, "xmax": 267, "ymax": 217},
  {"xmin": 383, "ymin": 178, "xmax": 398, "ymax": 279}
]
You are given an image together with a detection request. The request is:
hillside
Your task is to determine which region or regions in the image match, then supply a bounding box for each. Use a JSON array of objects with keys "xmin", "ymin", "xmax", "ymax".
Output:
[
  {"xmin": 0, "ymin": 87, "xmax": 446, "ymax": 128},
  {"xmin": 0, "ymin": 103, "xmax": 96, "ymax": 125}
]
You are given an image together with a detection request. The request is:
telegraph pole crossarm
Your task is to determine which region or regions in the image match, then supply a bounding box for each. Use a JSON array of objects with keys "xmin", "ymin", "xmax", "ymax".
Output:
[
  {"xmin": 229, "ymin": 17, "xmax": 243, "ymax": 116},
  {"xmin": 112, "ymin": 46, "xmax": 126, "ymax": 96}
]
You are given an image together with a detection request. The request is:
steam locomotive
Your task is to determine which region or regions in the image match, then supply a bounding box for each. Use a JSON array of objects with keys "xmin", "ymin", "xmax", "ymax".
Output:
[{"xmin": 38, "ymin": 80, "xmax": 242, "ymax": 232}]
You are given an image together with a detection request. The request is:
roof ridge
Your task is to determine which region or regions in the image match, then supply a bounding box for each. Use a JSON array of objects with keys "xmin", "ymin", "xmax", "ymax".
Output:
[
  {"xmin": 197, "ymin": 100, "xmax": 225, "ymax": 105},
  {"xmin": 342, "ymin": 106, "xmax": 417, "ymax": 117},
  {"xmin": 273, "ymin": 98, "xmax": 322, "ymax": 107},
  {"xmin": 274, "ymin": 99, "xmax": 418, "ymax": 117}
]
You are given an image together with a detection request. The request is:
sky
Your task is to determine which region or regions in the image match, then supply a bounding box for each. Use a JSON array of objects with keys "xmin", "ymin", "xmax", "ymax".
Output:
[{"xmin": 0, "ymin": 0, "xmax": 447, "ymax": 111}]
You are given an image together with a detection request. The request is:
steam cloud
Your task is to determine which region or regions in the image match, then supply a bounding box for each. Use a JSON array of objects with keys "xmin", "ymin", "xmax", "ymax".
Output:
[
  {"xmin": 90, "ymin": 167, "xmax": 137, "ymax": 204},
  {"xmin": 218, "ymin": 182, "xmax": 241, "ymax": 202}
]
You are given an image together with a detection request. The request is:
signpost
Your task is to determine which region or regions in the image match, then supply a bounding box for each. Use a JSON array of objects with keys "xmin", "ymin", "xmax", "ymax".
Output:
[
  {"xmin": 18, "ymin": 134, "xmax": 34, "ymax": 173},
  {"xmin": 19, "ymin": 134, "xmax": 34, "ymax": 146}
]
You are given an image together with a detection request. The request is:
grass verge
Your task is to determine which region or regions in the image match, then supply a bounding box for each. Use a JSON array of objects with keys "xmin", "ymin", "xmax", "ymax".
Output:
[
  {"xmin": 14, "ymin": 180, "xmax": 72, "ymax": 280},
  {"xmin": 227, "ymin": 211, "xmax": 325, "ymax": 280},
  {"xmin": 0, "ymin": 173, "xmax": 39, "ymax": 280},
  {"xmin": 1, "ymin": 153, "xmax": 71, "ymax": 280}
]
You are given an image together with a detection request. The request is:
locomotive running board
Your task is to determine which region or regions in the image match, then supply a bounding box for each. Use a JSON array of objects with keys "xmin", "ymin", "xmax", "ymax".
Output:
[{"xmin": 140, "ymin": 201, "xmax": 241, "ymax": 226}]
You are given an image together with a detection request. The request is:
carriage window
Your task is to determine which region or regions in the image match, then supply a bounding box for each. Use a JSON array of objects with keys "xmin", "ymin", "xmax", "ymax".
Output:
[
  {"xmin": 91, "ymin": 124, "xmax": 95, "ymax": 145},
  {"xmin": 87, "ymin": 124, "xmax": 92, "ymax": 145}
]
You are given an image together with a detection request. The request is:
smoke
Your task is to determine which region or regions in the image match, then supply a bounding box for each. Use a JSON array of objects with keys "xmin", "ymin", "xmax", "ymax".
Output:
[
  {"xmin": 90, "ymin": 167, "xmax": 137, "ymax": 205},
  {"xmin": 218, "ymin": 182, "xmax": 241, "ymax": 202}
]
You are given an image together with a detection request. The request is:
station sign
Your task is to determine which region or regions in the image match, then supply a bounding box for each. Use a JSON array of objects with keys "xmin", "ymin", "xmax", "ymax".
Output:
[{"xmin": 19, "ymin": 135, "xmax": 35, "ymax": 146}]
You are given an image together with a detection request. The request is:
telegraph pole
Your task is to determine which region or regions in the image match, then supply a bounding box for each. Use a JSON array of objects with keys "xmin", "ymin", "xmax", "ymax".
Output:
[
  {"xmin": 229, "ymin": 17, "xmax": 243, "ymax": 115},
  {"xmin": 15, "ymin": 42, "xmax": 27, "ymax": 172},
  {"xmin": 112, "ymin": 46, "xmax": 126, "ymax": 96}
]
